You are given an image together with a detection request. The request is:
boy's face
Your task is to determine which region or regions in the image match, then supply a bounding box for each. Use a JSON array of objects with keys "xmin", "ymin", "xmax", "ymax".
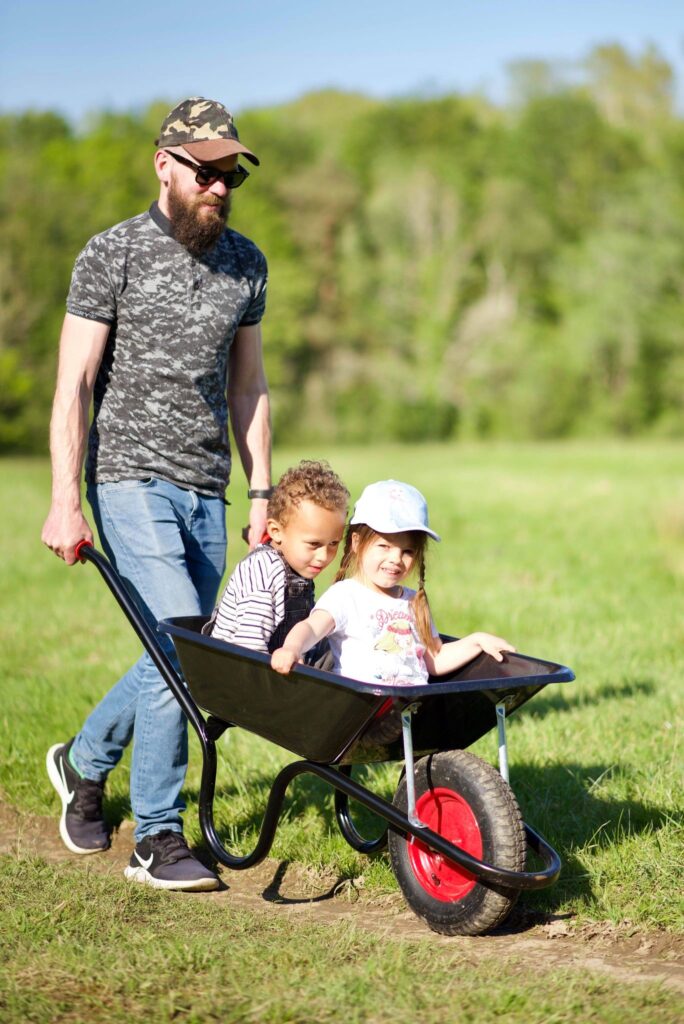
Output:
[{"xmin": 268, "ymin": 500, "xmax": 346, "ymax": 579}]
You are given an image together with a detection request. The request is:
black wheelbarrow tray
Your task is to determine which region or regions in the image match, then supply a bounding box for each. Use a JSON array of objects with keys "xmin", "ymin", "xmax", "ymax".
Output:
[{"xmin": 78, "ymin": 542, "xmax": 575, "ymax": 936}]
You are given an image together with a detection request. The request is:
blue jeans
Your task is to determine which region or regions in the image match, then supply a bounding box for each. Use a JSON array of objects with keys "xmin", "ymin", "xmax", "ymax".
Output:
[{"xmin": 71, "ymin": 478, "xmax": 226, "ymax": 841}]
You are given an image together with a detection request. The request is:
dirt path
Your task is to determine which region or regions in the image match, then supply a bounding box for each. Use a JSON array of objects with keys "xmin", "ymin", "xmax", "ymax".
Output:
[{"xmin": 2, "ymin": 803, "xmax": 682, "ymax": 995}]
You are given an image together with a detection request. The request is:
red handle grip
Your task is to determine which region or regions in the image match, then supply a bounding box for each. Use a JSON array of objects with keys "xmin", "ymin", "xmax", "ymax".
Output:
[{"xmin": 75, "ymin": 539, "xmax": 93, "ymax": 560}]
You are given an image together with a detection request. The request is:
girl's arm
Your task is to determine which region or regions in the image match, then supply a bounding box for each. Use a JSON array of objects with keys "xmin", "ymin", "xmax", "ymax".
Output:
[
  {"xmin": 271, "ymin": 610, "xmax": 335, "ymax": 674},
  {"xmin": 424, "ymin": 632, "xmax": 516, "ymax": 677}
]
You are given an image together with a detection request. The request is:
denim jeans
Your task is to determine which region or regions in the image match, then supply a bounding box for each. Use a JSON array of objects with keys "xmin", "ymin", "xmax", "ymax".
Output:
[{"xmin": 71, "ymin": 478, "xmax": 226, "ymax": 841}]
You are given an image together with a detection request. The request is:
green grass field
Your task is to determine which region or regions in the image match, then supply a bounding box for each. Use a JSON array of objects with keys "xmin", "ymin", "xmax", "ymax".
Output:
[{"xmin": 1, "ymin": 443, "xmax": 682, "ymax": 1022}]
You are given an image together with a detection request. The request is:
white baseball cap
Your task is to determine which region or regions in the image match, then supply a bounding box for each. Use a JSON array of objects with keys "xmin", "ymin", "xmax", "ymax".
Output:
[{"xmin": 350, "ymin": 480, "xmax": 441, "ymax": 541}]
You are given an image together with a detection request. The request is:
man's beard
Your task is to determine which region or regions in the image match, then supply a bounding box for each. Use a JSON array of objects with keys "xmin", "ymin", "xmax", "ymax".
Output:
[{"xmin": 167, "ymin": 180, "xmax": 231, "ymax": 257}]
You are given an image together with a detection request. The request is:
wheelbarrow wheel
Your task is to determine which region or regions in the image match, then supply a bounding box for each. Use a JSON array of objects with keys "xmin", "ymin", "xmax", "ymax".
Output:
[{"xmin": 388, "ymin": 750, "xmax": 526, "ymax": 936}]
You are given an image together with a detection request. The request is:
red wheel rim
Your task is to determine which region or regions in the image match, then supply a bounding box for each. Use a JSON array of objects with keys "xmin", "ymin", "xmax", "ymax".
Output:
[{"xmin": 408, "ymin": 787, "xmax": 483, "ymax": 902}]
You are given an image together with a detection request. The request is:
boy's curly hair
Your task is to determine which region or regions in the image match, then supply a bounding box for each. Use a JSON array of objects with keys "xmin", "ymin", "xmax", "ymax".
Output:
[{"xmin": 268, "ymin": 460, "xmax": 350, "ymax": 526}]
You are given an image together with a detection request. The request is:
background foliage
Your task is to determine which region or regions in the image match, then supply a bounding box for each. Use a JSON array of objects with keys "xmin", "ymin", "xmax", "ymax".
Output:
[{"xmin": 2, "ymin": 44, "xmax": 684, "ymax": 452}]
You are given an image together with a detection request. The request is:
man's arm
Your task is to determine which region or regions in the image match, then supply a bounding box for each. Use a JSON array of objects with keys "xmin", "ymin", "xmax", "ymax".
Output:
[
  {"xmin": 228, "ymin": 322, "xmax": 272, "ymax": 549},
  {"xmin": 41, "ymin": 313, "xmax": 110, "ymax": 565}
]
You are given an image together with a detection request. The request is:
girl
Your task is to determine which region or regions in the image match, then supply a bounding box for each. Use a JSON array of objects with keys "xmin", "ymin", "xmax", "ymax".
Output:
[{"xmin": 271, "ymin": 480, "xmax": 514, "ymax": 684}]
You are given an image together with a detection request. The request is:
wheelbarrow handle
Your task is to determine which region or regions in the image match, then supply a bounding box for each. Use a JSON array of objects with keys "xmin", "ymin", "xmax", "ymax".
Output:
[
  {"xmin": 75, "ymin": 542, "xmax": 208, "ymax": 742},
  {"xmin": 75, "ymin": 538, "xmax": 92, "ymax": 561}
]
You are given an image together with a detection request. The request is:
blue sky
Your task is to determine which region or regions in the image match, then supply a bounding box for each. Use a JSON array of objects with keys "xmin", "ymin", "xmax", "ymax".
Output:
[{"xmin": 2, "ymin": 1, "xmax": 682, "ymax": 123}]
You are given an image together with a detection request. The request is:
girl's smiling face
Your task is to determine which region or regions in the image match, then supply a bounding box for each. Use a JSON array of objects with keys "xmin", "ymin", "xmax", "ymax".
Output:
[{"xmin": 353, "ymin": 529, "xmax": 418, "ymax": 594}]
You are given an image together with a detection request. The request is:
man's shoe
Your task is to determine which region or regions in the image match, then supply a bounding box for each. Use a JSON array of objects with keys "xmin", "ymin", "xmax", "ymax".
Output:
[
  {"xmin": 124, "ymin": 830, "xmax": 219, "ymax": 891},
  {"xmin": 46, "ymin": 740, "xmax": 110, "ymax": 854}
]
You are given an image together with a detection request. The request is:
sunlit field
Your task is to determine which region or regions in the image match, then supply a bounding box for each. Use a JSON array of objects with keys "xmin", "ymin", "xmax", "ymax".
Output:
[
  {"xmin": 1, "ymin": 443, "xmax": 682, "ymax": 1021},
  {"xmin": 2, "ymin": 442, "xmax": 682, "ymax": 926}
]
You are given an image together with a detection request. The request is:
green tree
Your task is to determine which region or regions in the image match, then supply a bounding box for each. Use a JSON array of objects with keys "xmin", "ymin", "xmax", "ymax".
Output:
[{"xmin": 2, "ymin": 75, "xmax": 684, "ymax": 451}]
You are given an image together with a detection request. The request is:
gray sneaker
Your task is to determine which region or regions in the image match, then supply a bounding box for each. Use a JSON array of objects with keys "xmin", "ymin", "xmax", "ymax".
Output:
[
  {"xmin": 46, "ymin": 740, "xmax": 110, "ymax": 854},
  {"xmin": 124, "ymin": 830, "xmax": 219, "ymax": 891}
]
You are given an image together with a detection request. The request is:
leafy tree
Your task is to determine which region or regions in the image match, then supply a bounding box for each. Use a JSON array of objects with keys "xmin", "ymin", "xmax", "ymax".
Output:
[
  {"xmin": 584, "ymin": 43, "xmax": 674, "ymax": 131},
  {"xmin": 2, "ymin": 53, "xmax": 684, "ymax": 452}
]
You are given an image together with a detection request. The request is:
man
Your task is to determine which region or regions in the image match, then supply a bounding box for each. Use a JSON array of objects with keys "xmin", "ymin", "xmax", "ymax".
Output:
[{"xmin": 41, "ymin": 97, "xmax": 272, "ymax": 891}]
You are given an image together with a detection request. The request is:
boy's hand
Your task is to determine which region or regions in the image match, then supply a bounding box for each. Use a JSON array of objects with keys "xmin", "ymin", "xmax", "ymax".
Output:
[
  {"xmin": 474, "ymin": 632, "xmax": 516, "ymax": 662},
  {"xmin": 271, "ymin": 647, "xmax": 300, "ymax": 674}
]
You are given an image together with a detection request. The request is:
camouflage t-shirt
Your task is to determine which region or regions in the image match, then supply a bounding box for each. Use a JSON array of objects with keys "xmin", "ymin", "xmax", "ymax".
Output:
[{"xmin": 67, "ymin": 202, "xmax": 267, "ymax": 496}]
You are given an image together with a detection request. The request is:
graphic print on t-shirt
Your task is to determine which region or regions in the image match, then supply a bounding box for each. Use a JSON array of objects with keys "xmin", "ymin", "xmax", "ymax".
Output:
[{"xmin": 370, "ymin": 607, "xmax": 425, "ymax": 686}]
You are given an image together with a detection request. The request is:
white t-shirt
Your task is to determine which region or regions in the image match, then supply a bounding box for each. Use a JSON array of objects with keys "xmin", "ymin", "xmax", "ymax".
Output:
[{"xmin": 314, "ymin": 578, "xmax": 437, "ymax": 686}]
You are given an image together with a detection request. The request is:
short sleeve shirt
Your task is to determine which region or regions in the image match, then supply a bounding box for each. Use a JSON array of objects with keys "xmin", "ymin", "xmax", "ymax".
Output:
[
  {"xmin": 315, "ymin": 578, "xmax": 436, "ymax": 686},
  {"xmin": 67, "ymin": 202, "xmax": 267, "ymax": 496}
]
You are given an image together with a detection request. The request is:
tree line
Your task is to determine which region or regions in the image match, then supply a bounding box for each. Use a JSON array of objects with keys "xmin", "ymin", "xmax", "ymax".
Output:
[{"xmin": 2, "ymin": 43, "xmax": 683, "ymax": 452}]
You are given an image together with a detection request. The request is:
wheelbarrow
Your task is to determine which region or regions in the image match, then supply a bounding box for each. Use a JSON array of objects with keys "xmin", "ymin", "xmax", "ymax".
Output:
[{"xmin": 76, "ymin": 541, "xmax": 574, "ymax": 936}]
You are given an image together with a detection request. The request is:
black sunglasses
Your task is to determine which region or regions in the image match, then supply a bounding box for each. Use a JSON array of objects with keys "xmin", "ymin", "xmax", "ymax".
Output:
[{"xmin": 165, "ymin": 150, "xmax": 250, "ymax": 189}]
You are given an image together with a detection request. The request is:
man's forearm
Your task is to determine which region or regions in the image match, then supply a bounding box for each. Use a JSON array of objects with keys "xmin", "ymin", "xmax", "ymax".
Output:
[
  {"xmin": 49, "ymin": 313, "xmax": 109, "ymax": 507},
  {"xmin": 42, "ymin": 313, "xmax": 109, "ymax": 563},
  {"xmin": 41, "ymin": 380, "xmax": 95, "ymax": 563},
  {"xmin": 229, "ymin": 389, "xmax": 272, "ymax": 489},
  {"xmin": 228, "ymin": 323, "xmax": 272, "ymax": 490},
  {"xmin": 49, "ymin": 383, "xmax": 91, "ymax": 510}
]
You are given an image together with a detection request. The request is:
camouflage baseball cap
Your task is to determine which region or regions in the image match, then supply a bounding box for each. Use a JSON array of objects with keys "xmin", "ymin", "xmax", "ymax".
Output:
[{"xmin": 155, "ymin": 97, "xmax": 259, "ymax": 165}]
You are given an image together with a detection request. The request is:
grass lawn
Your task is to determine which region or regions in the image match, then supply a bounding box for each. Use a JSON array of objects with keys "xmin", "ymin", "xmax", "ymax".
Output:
[{"xmin": 1, "ymin": 442, "xmax": 682, "ymax": 1021}]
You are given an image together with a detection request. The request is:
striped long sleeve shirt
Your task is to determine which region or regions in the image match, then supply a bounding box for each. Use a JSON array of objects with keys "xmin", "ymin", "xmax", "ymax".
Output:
[{"xmin": 210, "ymin": 545, "xmax": 289, "ymax": 653}]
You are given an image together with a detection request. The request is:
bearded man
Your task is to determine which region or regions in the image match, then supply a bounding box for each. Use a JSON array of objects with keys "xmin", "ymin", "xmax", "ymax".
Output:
[{"xmin": 41, "ymin": 98, "xmax": 272, "ymax": 891}]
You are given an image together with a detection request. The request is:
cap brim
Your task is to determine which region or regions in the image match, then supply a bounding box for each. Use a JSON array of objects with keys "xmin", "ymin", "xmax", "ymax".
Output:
[
  {"xmin": 182, "ymin": 139, "xmax": 259, "ymax": 165},
  {"xmin": 349, "ymin": 515, "xmax": 441, "ymax": 542}
]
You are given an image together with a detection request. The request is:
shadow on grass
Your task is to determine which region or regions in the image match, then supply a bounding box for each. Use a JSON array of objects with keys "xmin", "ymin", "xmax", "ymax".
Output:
[
  {"xmin": 260, "ymin": 859, "xmax": 354, "ymax": 905},
  {"xmin": 521, "ymin": 678, "xmax": 656, "ymax": 720},
  {"xmin": 511, "ymin": 760, "xmax": 676, "ymax": 912}
]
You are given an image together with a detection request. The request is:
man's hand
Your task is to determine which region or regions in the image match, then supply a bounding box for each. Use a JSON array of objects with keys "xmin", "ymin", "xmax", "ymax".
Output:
[
  {"xmin": 41, "ymin": 505, "xmax": 93, "ymax": 565},
  {"xmin": 243, "ymin": 497, "xmax": 269, "ymax": 549}
]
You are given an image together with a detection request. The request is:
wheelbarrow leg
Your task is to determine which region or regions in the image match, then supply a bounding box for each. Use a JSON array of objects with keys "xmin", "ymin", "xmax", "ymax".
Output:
[
  {"xmin": 496, "ymin": 701, "xmax": 509, "ymax": 783},
  {"xmin": 334, "ymin": 766, "xmax": 388, "ymax": 854},
  {"xmin": 401, "ymin": 704, "xmax": 427, "ymax": 829}
]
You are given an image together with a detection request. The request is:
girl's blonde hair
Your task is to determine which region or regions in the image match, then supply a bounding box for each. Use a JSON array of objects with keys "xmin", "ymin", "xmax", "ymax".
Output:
[{"xmin": 334, "ymin": 523, "xmax": 438, "ymax": 653}]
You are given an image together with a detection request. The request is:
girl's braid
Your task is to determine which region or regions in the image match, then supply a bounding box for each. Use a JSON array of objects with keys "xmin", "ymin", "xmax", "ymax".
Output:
[
  {"xmin": 411, "ymin": 549, "xmax": 438, "ymax": 654},
  {"xmin": 334, "ymin": 530, "xmax": 356, "ymax": 582}
]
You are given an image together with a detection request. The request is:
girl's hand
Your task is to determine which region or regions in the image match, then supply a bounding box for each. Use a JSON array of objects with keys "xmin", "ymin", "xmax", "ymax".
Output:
[
  {"xmin": 472, "ymin": 632, "xmax": 516, "ymax": 662},
  {"xmin": 271, "ymin": 647, "xmax": 300, "ymax": 674}
]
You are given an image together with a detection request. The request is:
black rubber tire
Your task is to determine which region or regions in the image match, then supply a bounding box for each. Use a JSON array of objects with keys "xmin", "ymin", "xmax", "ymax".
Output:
[{"xmin": 388, "ymin": 750, "xmax": 526, "ymax": 936}]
